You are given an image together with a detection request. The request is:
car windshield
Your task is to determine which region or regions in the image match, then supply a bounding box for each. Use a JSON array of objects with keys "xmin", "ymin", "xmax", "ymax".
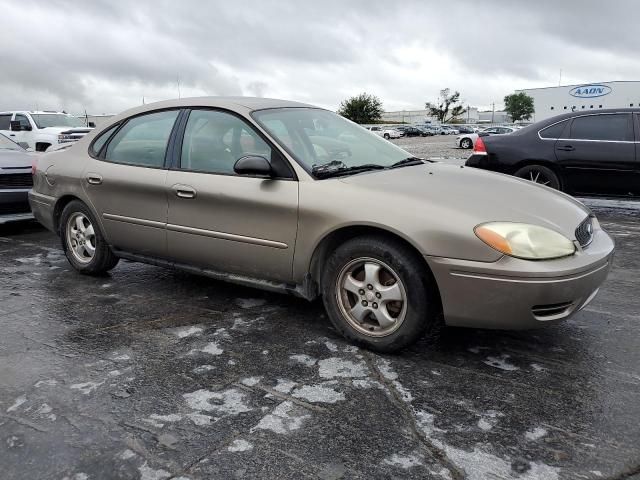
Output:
[
  {"xmin": 0, "ymin": 133, "xmax": 24, "ymax": 151},
  {"xmin": 30, "ymin": 114, "xmax": 85, "ymax": 129},
  {"xmin": 252, "ymin": 108, "xmax": 413, "ymax": 175}
]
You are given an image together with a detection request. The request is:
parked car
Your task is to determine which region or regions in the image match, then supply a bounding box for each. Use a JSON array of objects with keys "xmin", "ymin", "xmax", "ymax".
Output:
[
  {"xmin": 30, "ymin": 97, "xmax": 614, "ymax": 352},
  {"xmin": 415, "ymin": 125, "xmax": 440, "ymax": 135},
  {"xmin": 0, "ymin": 134, "xmax": 34, "ymax": 224},
  {"xmin": 466, "ymin": 109, "xmax": 640, "ymax": 196},
  {"xmin": 456, "ymin": 126, "xmax": 475, "ymax": 134},
  {"xmin": 440, "ymin": 126, "xmax": 459, "ymax": 135},
  {"xmin": 415, "ymin": 126, "xmax": 436, "ymax": 136},
  {"xmin": 455, "ymin": 126, "xmax": 518, "ymax": 149},
  {"xmin": 0, "ymin": 111, "xmax": 94, "ymax": 152},
  {"xmin": 367, "ymin": 126, "xmax": 402, "ymax": 139},
  {"xmin": 395, "ymin": 126, "xmax": 427, "ymax": 137}
]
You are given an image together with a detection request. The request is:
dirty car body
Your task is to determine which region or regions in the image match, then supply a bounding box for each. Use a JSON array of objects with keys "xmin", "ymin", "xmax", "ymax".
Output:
[{"xmin": 29, "ymin": 97, "xmax": 615, "ymax": 352}]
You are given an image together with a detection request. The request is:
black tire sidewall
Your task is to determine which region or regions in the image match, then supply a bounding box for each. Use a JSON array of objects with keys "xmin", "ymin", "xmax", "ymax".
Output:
[
  {"xmin": 515, "ymin": 165, "xmax": 561, "ymax": 190},
  {"xmin": 461, "ymin": 138, "xmax": 472, "ymax": 149},
  {"xmin": 321, "ymin": 236, "xmax": 438, "ymax": 353}
]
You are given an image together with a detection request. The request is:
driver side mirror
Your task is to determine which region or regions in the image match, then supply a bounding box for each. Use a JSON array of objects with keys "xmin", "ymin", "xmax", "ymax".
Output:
[
  {"xmin": 233, "ymin": 155, "xmax": 273, "ymax": 178},
  {"xmin": 10, "ymin": 121, "xmax": 31, "ymax": 132}
]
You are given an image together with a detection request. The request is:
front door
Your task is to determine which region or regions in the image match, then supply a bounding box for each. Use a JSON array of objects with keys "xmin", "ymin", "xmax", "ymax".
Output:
[
  {"xmin": 165, "ymin": 108, "xmax": 298, "ymax": 282},
  {"xmin": 555, "ymin": 113, "xmax": 638, "ymax": 196},
  {"xmin": 83, "ymin": 109, "xmax": 181, "ymax": 257}
]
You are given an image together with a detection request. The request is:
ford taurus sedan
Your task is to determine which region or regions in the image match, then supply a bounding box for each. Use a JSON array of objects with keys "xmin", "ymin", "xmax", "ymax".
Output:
[{"xmin": 29, "ymin": 97, "xmax": 614, "ymax": 352}]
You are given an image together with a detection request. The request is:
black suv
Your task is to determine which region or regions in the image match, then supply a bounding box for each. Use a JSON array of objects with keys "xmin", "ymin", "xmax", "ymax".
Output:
[{"xmin": 466, "ymin": 109, "xmax": 640, "ymax": 197}]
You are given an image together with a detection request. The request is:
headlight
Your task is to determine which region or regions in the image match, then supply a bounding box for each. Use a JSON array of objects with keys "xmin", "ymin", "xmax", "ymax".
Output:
[{"xmin": 475, "ymin": 222, "xmax": 575, "ymax": 260}]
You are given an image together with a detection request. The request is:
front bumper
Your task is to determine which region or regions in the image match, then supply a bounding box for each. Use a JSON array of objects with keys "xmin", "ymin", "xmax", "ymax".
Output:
[
  {"xmin": 426, "ymin": 228, "xmax": 615, "ymax": 329},
  {"xmin": 0, "ymin": 189, "xmax": 32, "ymax": 224}
]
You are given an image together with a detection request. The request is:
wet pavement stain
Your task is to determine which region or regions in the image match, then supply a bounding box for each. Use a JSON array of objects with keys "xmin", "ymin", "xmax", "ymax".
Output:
[{"xmin": 0, "ymin": 210, "xmax": 639, "ymax": 479}]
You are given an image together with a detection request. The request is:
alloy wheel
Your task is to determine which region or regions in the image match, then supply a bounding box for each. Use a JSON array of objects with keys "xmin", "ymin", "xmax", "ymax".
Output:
[
  {"xmin": 66, "ymin": 212, "xmax": 96, "ymax": 264},
  {"xmin": 335, "ymin": 257, "xmax": 407, "ymax": 337}
]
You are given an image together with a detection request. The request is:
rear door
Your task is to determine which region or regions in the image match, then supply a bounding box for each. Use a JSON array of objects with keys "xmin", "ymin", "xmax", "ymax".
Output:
[
  {"xmin": 555, "ymin": 113, "xmax": 637, "ymax": 196},
  {"xmin": 165, "ymin": 108, "xmax": 298, "ymax": 282},
  {"xmin": 83, "ymin": 109, "xmax": 181, "ymax": 257}
]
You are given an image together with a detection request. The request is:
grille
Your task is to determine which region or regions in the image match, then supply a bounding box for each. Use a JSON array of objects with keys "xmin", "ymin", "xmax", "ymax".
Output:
[
  {"xmin": 0, "ymin": 173, "xmax": 33, "ymax": 189},
  {"xmin": 0, "ymin": 202, "xmax": 31, "ymax": 214},
  {"xmin": 575, "ymin": 216, "xmax": 594, "ymax": 248}
]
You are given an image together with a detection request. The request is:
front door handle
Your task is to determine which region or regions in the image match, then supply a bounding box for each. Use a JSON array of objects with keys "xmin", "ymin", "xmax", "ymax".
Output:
[
  {"xmin": 172, "ymin": 184, "xmax": 197, "ymax": 199},
  {"xmin": 556, "ymin": 145, "xmax": 575, "ymax": 152},
  {"xmin": 86, "ymin": 173, "xmax": 103, "ymax": 185}
]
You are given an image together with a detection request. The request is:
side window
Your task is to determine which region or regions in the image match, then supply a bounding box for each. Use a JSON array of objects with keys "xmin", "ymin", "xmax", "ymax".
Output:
[
  {"xmin": 0, "ymin": 114, "xmax": 11, "ymax": 130},
  {"xmin": 15, "ymin": 114, "xmax": 31, "ymax": 129},
  {"xmin": 569, "ymin": 114, "xmax": 631, "ymax": 141},
  {"xmin": 180, "ymin": 110, "xmax": 272, "ymax": 175},
  {"xmin": 105, "ymin": 110, "xmax": 179, "ymax": 167},
  {"xmin": 539, "ymin": 120, "xmax": 568, "ymax": 139},
  {"xmin": 90, "ymin": 124, "xmax": 119, "ymax": 157}
]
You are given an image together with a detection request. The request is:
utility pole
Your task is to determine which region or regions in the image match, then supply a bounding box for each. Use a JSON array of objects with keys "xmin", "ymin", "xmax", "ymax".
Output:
[
  {"xmin": 177, "ymin": 75, "xmax": 181, "ymax": 99},
  {"xmin": 559, "ymin": 69, "xmax": 562, "ymax": 86},
  {"xmin": 491, "ymin": 102, "xmax": 495, "ymax": 124}
]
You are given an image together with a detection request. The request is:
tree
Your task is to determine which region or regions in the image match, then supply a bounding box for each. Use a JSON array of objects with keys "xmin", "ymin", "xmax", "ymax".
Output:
[
  {"xmin": 503, "ymin": 92, "xmax": 534, "ymax": 122},
  {"xmin": 425, "ymin": 89, "xmax": 466, "ymax": 123},
  {"xmin": 337, "ymin": 93, "xmax": 383, "ymax": 124}
]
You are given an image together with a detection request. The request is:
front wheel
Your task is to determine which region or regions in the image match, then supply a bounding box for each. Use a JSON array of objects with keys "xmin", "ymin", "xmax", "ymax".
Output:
[
  {"xmin": 460, "ymin": 138, "xmax": 473, "ymax": 149},
  {"xmin": 321, "ymin": 236, "xmax": 441, "ymax": 353},
  {"xmin": 60, "ymin": 200, "xmax": 119, "ymax": 275},
  {"xmin": 383, "ymin": 133, "xmax": 390, "ymax": 139},
  {"xmin": 514, "ymin": 164, "xmax": 561, "ymax": 190}
]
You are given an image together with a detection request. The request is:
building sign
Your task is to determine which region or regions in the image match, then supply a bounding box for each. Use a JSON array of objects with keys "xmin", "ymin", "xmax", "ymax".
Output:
[{"xmin": 569, "ymin": 84, "xmax": 612, "ymax": 98}]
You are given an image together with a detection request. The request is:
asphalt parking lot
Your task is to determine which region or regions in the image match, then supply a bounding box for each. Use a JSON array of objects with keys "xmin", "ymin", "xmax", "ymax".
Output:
[{"xmin": 1, "ymin": 198, "xmax": 640, "ymax": 479}]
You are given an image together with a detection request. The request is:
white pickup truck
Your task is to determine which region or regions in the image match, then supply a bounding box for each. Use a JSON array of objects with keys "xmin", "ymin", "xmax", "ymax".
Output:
[{"xmin": 0, "ymin": 111, "xmax": 94, "ymax": 152}]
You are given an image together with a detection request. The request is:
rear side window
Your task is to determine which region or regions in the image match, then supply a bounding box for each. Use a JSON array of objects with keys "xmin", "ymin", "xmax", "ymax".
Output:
[
  {"xmin": 105, "ymin": 110, "xmax": 179, "ymax": 168},
  {"xmin": 90, "ymin": 124, "xmax": 119, "ymax": 157},
  {"xmin": 0, "ymin": 114, "xmax": 11, "ymax": 130},
  {"xmin": 15, "ymin": 114, "xmax": 31, "ymax": 129},
  {"xmin": 539, "ymin": 120, "xmax": 568, "ymax": 139},
  {"xmin": 569, "ymin": 114, "xmax": 631, "ymax": 141}
]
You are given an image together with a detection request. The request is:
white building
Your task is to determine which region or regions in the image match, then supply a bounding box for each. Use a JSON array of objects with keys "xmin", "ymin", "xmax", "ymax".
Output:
[{"xmin": 517, "ymin": 80, "xmax": 640, "ymax": 122}]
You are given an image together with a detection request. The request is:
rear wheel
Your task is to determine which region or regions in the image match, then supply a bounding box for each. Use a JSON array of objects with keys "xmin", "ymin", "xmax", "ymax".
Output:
[
  {"xmin": 514, "ymin": 164, "xmax": 561, "ymax": 190},
  {"xmin": 460, "ymin": 138, "xmax": 473, "ymax": 149},
  {"xmin": 60, "ymin": 200, "xmax": 119, "ymax": 274},
  {"xmin": 383, "ymin": 133, "xmax": 390, "ymax": 139},
  {"xmin": 321, "ymin": 236, "xmax": 441, "ymax": 353}
]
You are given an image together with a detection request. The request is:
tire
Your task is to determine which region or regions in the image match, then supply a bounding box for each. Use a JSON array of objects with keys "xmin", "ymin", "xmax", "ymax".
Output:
[
  {"xmin": 60, "ymin": 200, "xmax": 119, "ymax": 275},
  {"xmin": 460, "ymin": 138, "xmax": 473, "ymax": 149},
  {"xmin": 321, "ymin": 235, "xmax": 441, "ymax": 353},
  {"xmin": 383, "ymin": 133, "xmax": 390, "ymax": 139},
  {"xmin": 514, "ymin": 164, "xmax": 561, "ymax": 190}
]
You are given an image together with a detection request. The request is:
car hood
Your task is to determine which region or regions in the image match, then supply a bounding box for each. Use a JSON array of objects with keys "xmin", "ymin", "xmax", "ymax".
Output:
[
  {"xmin": 0, "ymin": 149, "xmax": 33, "ymax": 169},
  {"xmin": 337, "ymin": 162, "xmax": 590, "ymax": 248},
  {"xmin": 38, "ymin": 127, "xmax": 92, "ymax": 135}
]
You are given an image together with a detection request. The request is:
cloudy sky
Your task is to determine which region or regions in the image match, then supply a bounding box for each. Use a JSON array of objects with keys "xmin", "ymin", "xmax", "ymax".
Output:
[{"xmin": 2, "ymin": 0, "xmax": 638, "ymax": 115}]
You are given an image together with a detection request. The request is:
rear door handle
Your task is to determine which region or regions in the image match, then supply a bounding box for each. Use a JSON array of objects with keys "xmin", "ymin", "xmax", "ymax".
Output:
[
  {"xmin": 556, "ymin": 145, "xmax": 575, "ymax": 152},
  {"xmin": 86, "ymin": 173, "xmax": 103, "ymax": 185},
  {"xmin": 172, "ymin": 184, "xmax": 197, "ymax": 199}
]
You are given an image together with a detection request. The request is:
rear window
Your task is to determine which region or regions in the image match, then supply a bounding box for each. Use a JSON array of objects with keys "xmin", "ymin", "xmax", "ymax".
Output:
[
  {"xmin": 539, "ymin": 120, "xmax": 568, "ymax": 139},
  {"xmin": 90, "ymin": 124, "xmax": 119, "ymax": 157},
  {"xmin": 569, "ymin": 114, "xmax": 631, "ymax": 141}
]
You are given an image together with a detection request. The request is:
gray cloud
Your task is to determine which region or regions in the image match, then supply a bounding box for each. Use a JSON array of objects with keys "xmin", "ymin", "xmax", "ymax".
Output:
[{"xmin": 1, "ymin": 0, "xmax": 638, "ymax": 114}]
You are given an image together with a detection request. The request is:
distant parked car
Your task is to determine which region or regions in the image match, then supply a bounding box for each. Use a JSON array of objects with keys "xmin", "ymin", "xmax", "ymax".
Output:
[
  {"xmin": 415, "ymin": 126, "xmax": 435, "ymax": 136},
  {"xmin": 415, "ymin": 125, "xmax": 440, "ymax": 135},
  {"xmin": 0, "ymin": 134, "xmax": 34, "ymax": 224},
  {"xmin": 466, "ymin": 108, "xmax": 640, "ymax": 196},
  {"xmin": 440, "ymin": 126, "xmax": 459, "ymax": 135},
  {"xmin": 456, "ymin": 126, "xmax": 475, "ymax": 134},
  {"xmin": 0, "ymin": 111, "xmax": 94, "ymax": 152},
  {"xmin": 455, "ymin": 126, "xmax": 517, "ymax": 149},
  {"xmin": 395, "ymin": 126, "xmax": 427, "ymax": 137},
  {"xmin": 368, "ymin": 126, "xmax": 402, "ymax": 139}
]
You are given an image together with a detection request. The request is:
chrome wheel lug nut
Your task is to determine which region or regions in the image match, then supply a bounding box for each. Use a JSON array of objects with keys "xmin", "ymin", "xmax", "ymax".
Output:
[
  {"xmin": 359, "ymin": 289, "xmax": 365, "ymax": 295},
  {"xmin": 372, "ymin": 303, "xmax": 378, "ymax": 309},
  {"xmin": 375, "ymin": 292, "xmax": 381, "ymax": 299},
  {"xmin": 367, "ymin": 284, "xmax": 373, "ymax": 290},
  {"xmin": 361, "ymin": 300, "xmax": 368, "ymax": 307}
]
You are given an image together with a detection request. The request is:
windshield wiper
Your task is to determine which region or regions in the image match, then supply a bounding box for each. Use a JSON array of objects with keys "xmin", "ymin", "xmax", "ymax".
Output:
[
  {"xmin": 388, "ymin": 157, "xmax": 425, "ymax": 169},
  {"xmin": 311, "ymin": 161, "xmax": 385, "ymax": 179}
]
